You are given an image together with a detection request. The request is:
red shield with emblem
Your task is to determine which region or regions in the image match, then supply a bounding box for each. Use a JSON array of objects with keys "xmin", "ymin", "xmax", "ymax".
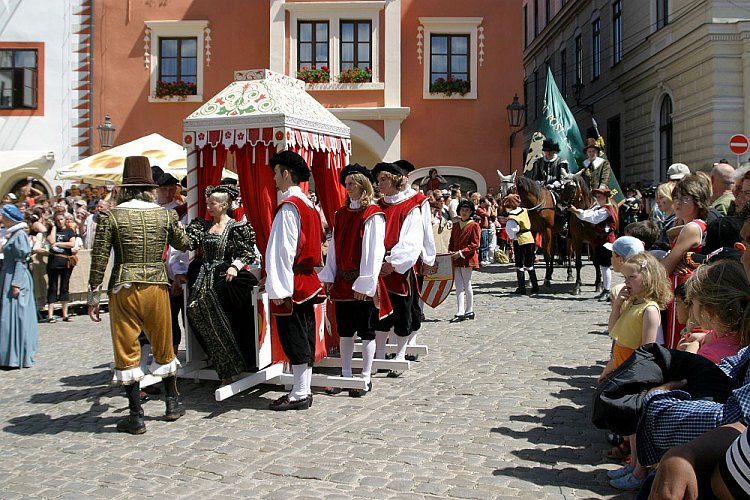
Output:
[{"xmin": 419, "ymin": 253, "xmax": 454, "ymax": 308}]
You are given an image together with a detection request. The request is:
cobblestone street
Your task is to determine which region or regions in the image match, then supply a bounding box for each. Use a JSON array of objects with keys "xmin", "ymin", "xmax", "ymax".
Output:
[{"xmin": 0, "ymin": 262, "xmax": 637, "ymax": 499}]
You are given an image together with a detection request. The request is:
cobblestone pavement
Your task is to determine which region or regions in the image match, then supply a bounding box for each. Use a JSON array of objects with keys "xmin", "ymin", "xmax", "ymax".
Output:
[{"xmin": 0, "ymin": 262, "xmax": 639, "ymax": 499}]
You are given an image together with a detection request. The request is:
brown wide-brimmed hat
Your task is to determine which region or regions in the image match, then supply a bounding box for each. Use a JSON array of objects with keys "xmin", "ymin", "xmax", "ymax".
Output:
[
  {"xmin": 591, "ymin": 187, "xmax": 612, "ymax": 198},
  {"xmin": 121, "ymin": 156, "xmax": 157, "ymax": 187}
]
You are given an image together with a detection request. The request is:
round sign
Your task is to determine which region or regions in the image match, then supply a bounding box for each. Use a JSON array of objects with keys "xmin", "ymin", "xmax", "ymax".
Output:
[{"xmin": 729, "ymin": 134, "xmax": 749, "ymax": 155}]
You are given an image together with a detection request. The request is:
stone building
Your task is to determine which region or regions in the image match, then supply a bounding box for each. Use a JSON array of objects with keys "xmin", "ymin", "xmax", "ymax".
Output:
[{"xmin": 523, "ymin": 0, "xmax": 750, "ymax": 185}]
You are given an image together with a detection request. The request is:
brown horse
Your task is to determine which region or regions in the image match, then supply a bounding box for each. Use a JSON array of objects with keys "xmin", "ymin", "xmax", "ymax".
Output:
[
  {"xmin": 515, "ymin": 176, "xmax": 562, "ymax": 287},
  {"xmin": 558, "ymin": 175, "xmax": 601, "ymax": 295}
]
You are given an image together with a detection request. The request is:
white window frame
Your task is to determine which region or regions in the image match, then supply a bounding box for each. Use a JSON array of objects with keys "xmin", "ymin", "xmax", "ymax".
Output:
[
  {"xmin": 419, "ymin": 17, "xmax": 482, "ymax": 100},
  {"xmin": 145, "ymin": 20, "xmax": 207, "ymax": 103},
  {"xmin": 286, "ymin": 1, "xmax": 384, "ymax": 89}
]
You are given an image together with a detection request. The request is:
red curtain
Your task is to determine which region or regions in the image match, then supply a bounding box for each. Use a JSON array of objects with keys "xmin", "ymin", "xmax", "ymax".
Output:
[
  {"xmin": 235, "ymin": 143, "xmax": 277, "ymax": 254},
  {"xmin": 197, "ymin": 146, "xmax": 227, "ymax": 219},
  {"xmin": 310, "ymin": 149, "xmax": 347, "ymax": 225}
]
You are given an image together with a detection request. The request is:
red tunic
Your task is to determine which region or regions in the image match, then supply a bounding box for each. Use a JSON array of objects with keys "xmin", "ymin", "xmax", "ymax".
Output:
[
  {"xmin": 275, "ymin": 196, "xmax": 324, "ymax": 305},
  {"xmin": 329, "ymin": 204, "xmax": 393, "ymax": 319},
  {"xmin": 449, "ymin": 220, "xmax": 480, "ymax": 268},
  {"xmin": 378, "ymin": 194, "xmax": 421, "ymax": 295},
  {"xmin": 593, "ymin": 205, "xmax": 618, "ymax": 246}
]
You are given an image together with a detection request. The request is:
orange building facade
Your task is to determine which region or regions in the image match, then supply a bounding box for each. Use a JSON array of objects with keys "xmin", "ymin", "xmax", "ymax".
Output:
[{"xmin": 91, "ymin": 0, "xmax": 522, "ymax": 193}]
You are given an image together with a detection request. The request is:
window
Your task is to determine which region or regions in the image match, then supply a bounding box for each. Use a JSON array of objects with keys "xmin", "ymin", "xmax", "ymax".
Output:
[
  {"xmin": 158, "ymin": 38, "xmax": 197, "ymax": 93},
  {"xmin": 591, "ymin": 19, "xmax": 600, "ymax": 79},
  {"xmin": 523, "ymin": 5, "xmax": 528, "ymax": 48},
  {"xmin": 659, "ymin": 96, "xmax": 673, "ymax": 181},
  {"xmin": 657, "ymin": 0, "xmax": 669, "ymax": 30},
  {"xmin": 574, "ymin": 34, "xmax": 583, "ymax": 84},
  {"xmin": 430, "ymin": 34, "xmax": 469, "ymax": 85},
  {"xmin": 0, "ymin": 48, "xmax": 37, "ymax": 109},
  {"xmin": 340, "ymin": 20, "xmax": 371, "ymax": 71},
  {"xmin": 613, "ymin": 0, "xmax": 622, "ymax": 65},
  {"xmin": 534, "ymin": 0, "xmax": 539, "ymax": 36},
  {"xmin": 545, "ymin": 0, "xmax": 551, "ymax": 25},
  {"xmin": 420, "ymin": 17, "xmax": 482, "ymax": 99},
  {"xmin": 560, "ymin": 48, "xmax": 567, "ymax": 98},
  {"xmin": 298, "ymin": 21, "xmax": 329, "ymax": 71},
  {"xmin": 523, "ymin": 77, "xmax": 529, "ymax": 127},
  {"xmin": 145, "ymin": 20, "xmax": 207, "ymax": 102}
]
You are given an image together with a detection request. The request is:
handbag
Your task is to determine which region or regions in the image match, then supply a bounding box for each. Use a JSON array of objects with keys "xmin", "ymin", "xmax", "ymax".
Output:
[{"xmin": 66, "ymin": 255, "xmax": 79, "ymax": 268}]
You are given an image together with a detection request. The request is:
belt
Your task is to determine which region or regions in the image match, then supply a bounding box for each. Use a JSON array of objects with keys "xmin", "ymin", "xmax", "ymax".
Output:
[
  {"xmin": 337, "ymin": 269, "xmax": 360, "ymax": 281},
  {"xmin": 292, "ymin": 265, "xmax": 315, "ymax": 273},
  {"xmin": 517, "ymin": 229, "xmax": 531, "ymax": 235}
]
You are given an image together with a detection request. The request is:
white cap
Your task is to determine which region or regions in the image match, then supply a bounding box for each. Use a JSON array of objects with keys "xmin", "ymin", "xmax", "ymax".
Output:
[{"xmin": 667, "ymin": 163, "xmax": 690, "ymax": 180}]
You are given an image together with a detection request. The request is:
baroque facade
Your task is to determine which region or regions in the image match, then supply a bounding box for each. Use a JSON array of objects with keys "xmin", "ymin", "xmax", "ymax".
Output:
[{"xmin": 523, "ymin": 0, "xmax": 750, "ymax": 185}]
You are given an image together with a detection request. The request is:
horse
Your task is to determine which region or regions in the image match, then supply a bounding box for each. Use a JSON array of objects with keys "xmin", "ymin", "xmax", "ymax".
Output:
[
  {"xmin": 514, "ymin": 175, "xmax": 562, "ymax": 287},
  {"xmin": 497, "ymin": 170, "xmax": 516, "ymax": 198},
  {"xmin": 558, "ymin": 174, "xmax": 601, "ymax": 295}
]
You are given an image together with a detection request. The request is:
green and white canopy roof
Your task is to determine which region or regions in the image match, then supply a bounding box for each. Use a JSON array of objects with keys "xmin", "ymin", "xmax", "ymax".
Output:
[{"xmin": 183, "ymin": 69, "xmax": 350, "ymax": 155}]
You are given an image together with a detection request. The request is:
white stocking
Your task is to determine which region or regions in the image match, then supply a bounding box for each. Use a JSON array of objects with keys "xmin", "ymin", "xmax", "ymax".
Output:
[
  {"xmin": 395, "ymin": 335, "xmax": 409, "ymax": 361},
  {"xmin": 463, "ymin": 268, "xmax": 474, "ymax": 313},
  {"xmin": 360, "ymin": 339, "xmax": 375, "ymax": 384},
  {"xmin": 304, "ymin": 365, "xmax": 313, "ymax": 396},
  {"xmin": 407, "ymin": 331, "xmax": 418, "ymax": 346},
  {"xmin": 454, "ymin": 267, "xmax": 467, "ymax": 316},
  {"xmin": 375, "ymin": 330, "xmax": 390, "ymax": 359},
  {"xmin": 602, "ymin": 266, "xmax": 612, "ymax": 291},
  {"xmin": 339, "ymin": 337, "xmax": 355, "ymax": 378},
  {"xmin": 290, "ymin": 363, "xmax": 308, "ymax": 401}
]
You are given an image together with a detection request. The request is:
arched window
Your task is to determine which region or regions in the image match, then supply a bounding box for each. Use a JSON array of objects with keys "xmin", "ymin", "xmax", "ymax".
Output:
[{"xmin": 659, "ymin": 95, "xmax": 673, "ymax": 181}]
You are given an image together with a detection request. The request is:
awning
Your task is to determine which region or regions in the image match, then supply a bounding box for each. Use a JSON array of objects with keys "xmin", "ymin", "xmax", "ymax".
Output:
[
  {"xmin": 55, "ymin": 134, "xmax": 189, "ymax": 185},
  {"xmin": 0, "ymin": 151, "xmax": 53, "ymax": 174}
]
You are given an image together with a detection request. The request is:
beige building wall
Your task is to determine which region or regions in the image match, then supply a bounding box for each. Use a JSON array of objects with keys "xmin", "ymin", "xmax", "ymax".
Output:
[{"xmin": 523, "ymin": 0, "xmax": 750, "ymax": 186}]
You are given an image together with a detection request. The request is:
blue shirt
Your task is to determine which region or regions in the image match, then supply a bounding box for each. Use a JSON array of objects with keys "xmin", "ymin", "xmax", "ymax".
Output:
[{"xmin": 637, "ymin": 346, "xmax": 750, "ymax": 466}]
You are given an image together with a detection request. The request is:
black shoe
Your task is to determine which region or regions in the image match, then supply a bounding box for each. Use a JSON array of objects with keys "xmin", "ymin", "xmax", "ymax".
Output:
[
  {"xmin": 405, "ymin": 354, "xmax": 419, "ymax": 362},
  {"xmin": 269, "ymin": 394, "xmax": 310, "ymax": 411},
  {"xmin": 529, "ymin": 287, "xmax": 540, "ymax": 295},
  {"xmin": 386, "ymin": 369, "xmax": 403, "ymax": 378},
  {"xmin": 349, "ymin": 381, "xmax": 372, "ymax": 398},
  {"xmin": 117, "ymin": 413, "xmax": 146, "ymax": 435},
  {"xmin": 511, "ymin": 287, "xmax": 526, "ymax": 295},
  {"xmin": 165, "ymin": 397, "xmax": 185, "ymax": 421},
  {"xmin": 449, "ymin": 315, "xmax": 465, "ymax": 323},
  {"xmin": 324, "ymin": 387, "xmax": 343, "ymax": 395},
  {"xmin": 464, "ymin": 312, "xmax": 475, "ymax": 320},
  {"xmin": 376, "ymin": 368, "xmax": 391, "ymax": 374},
  {"xmin": 597, "ymin": 290, "xmax": 611, "ymax": 301}
]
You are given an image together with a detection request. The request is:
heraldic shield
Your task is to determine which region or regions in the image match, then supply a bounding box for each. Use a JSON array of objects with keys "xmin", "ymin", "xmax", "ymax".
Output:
[{"xmin": 419, "ymin": 253, "xmax": 454, "ymax": 308}]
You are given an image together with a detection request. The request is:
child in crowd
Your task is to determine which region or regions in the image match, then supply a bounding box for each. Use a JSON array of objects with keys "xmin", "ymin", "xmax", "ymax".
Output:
[
  {"xmin": 599, "ymin": 252, "xmax": 672, "ymax": 490},
  {"xmin": 448, "ymin": 200, "xmax": 480, "ymax": 323},
  {"xmin": 503, "ymin": 194, "xmax": 539, "ymax": 295},
  {"xmin": 676, "ymin": 260, "xmax": 750, "ymax": 364}
]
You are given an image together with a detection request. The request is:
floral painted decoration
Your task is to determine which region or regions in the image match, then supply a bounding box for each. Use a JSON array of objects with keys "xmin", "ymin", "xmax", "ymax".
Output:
[
  {"xmin": 296, "ymin": 66, "xmax": 330, "ymax": 84},
  {"xmin": 429, "ymin": 77, "xmax": 471, "ymax": 96}
]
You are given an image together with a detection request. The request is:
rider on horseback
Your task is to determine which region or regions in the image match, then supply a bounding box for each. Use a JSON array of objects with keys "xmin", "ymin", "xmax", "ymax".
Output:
[{"xmin": 530, "ymin": 139, "xmax": 571, "ymax": 235}]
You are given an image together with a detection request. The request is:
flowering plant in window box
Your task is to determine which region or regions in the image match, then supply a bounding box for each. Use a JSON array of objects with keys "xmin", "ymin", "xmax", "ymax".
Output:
[
  {"xmin": 429, "ymin": 77, "xmax": 471, "ymax": 96},
  {"xmin": 338, "ymin": 67, "xmax": 372, "ymax": 83},
  {"xmin": 297, "ymin": 66, "xmax": 330, "ymax": 84},
  {"xmin": 155, "ymin": 80, "xmax": 197, "ymax": 99}
]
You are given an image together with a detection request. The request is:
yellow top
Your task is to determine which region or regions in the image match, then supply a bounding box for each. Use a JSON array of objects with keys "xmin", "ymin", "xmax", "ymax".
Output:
[
  {"xmin": 508, "ymin": 208, "xmax": 534, "ymax": 246},
  {"xmin": 609, "ymin": 300, "xmax": 658, "ymax": 349}
]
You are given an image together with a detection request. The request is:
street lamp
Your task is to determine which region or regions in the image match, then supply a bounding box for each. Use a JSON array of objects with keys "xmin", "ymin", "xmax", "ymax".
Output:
[
  {"xmin": 572, "ymin": 82, "xmax": 594, "ymax": 113},
  {"xmin": 506, "ymin": 94, "xmax": 526, "ymax": 172},
  {"xmin": 97, "ymin": 115, "xmax": 116, "ymax": 149}
]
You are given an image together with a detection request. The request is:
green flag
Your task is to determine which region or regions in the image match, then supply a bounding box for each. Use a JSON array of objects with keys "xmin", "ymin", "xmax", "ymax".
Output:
[{"xmin": 539, "ymin": 66, "xmax": 586, "ymax": 174}]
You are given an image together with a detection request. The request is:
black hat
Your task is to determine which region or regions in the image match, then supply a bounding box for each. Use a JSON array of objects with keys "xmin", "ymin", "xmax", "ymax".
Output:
[
  {"xmin": 339, "ymin": 163, "xmax": 373, "ymax": 186},
  {"xmin": 541, "ymin": 140, "xmax": 560, "ymax": 152},
  {"xmin": 220, "ymin": 177, "xmax": 238, "ymax": 186},
  {"xmin": 157, "ymin": 173, "xmax": 179, "ymax": 186},
  {"xmin": 457, "ymin": 199, "xmax": 475, "ymax": 217},
  {"xmin": 586, "ymin": 126, "xmax": 598, "ymax": 140},
  {"xmin": 121, "ymin": 156, "xmax": 157, "ymax": 187},
  {"xmin": 269, "ymin": 150, "xmax": 311, "ymax": 182},
  {"xmin": 702, "ymin": 216, "xmax": 741, "ymax": 255},
  {"xmin": 151, "ymin": 165, "xmax": 164, "ymax": 181},
  {"xmin": 372, "ymin": 162, "xmax": 407, "ymax": 178},
  {"xmin": 180, "ymin": 176, "xmax": 187, "ymax": 189},
  {"xmin": 394, "ymin": 159, "xmax": 416, "ymax": 173}
]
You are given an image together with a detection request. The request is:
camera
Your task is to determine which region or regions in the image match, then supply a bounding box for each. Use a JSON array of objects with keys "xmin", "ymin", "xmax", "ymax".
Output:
[{"xmin": 641, "ymin": 185, "xmax": 657, "ymax": 198}]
